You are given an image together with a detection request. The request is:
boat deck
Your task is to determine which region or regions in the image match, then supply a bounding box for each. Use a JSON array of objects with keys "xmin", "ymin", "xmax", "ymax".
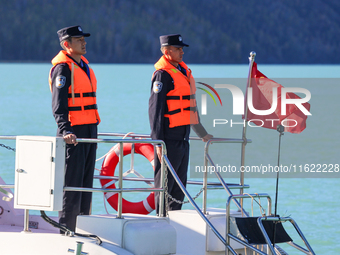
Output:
[{"xmin": 0, "ymin": 224, "xmax": 57, "ymax": 233}]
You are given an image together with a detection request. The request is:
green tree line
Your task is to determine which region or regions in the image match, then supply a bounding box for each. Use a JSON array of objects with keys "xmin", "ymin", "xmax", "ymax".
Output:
[{"xmin": 0, "ymin": 0, "xmax": 339, "ymax": 64}]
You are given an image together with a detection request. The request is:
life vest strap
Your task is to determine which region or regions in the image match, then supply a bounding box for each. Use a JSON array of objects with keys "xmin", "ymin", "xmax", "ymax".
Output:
[
  {"xmin": 68, "ymin": 92, "xmax": 96, "ymax": 98},
  {"xmin": 69, "ymin": 104, "xmax": 98, "ymax": 111},
  {"xmin": 166, "ymin": 94, "xmax": 195, "ymax": 100},
  {"xmin": 166, "ymin": 106, "xmax": 197, "ymax": 115}
]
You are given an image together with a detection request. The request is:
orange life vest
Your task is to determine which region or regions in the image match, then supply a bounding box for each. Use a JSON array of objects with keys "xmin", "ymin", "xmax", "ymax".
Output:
[
  {"xmin": 154, "ymin": 56, "xmax": 199, "ymax": 128},
  {"xmin": 49, "ymin": 50, "xmax": 100, "ymax": 126}
]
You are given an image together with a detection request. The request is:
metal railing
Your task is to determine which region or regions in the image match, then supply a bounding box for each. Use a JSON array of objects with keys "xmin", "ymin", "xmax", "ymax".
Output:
[
  {"xmin": 226, "ymin": 194, "xmax": 272, "ymax": 255},
  {"xmin": 87, "ymin": 133, "xmax": 241, "ymax": 249},
  {"xmin": 225, "ymin": 194, "xmax": 315, "ymax": 255},
  {"xmin": 94, "ymin": 133, "xmax": 251, "ymax": 215},
  {"xmin": 64, "ymin": 136, "xmax": 167, "ymax": 218},
  {"xmin": 199, "ymin": 136, "xmax": 315, "ymax": 255},
  {"xmin": 94, "ymin": 133, "xmax": 256, "ymax": 250},
  {"xmin": 257, "ymin": 216, "xmax": 315, "ymax": 255},
  {"xmin": 0, "ymin": 134, "xmax": 315, "ymax": 255},
  {"xmin": 0, "ymin": 133, "xmax": 251, "ymax": 249},
  {"xmin": 203, "ymin": 138, "xmax": 251, "ymax": 215}
]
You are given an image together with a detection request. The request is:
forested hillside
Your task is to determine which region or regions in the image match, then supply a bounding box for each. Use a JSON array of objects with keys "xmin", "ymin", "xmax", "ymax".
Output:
[{"xmin": 0, "ymin": 0, "xmax": 339, "ymax": 64}]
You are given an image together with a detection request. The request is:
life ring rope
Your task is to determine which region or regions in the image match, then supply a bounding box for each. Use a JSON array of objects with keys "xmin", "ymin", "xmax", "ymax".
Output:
[{"xmin": 94, "ymin": 132, "xmax": 136, "ymax": 171}]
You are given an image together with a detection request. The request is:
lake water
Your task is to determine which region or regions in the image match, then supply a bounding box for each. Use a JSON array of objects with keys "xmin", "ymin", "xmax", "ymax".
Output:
[{"xmin": 0, "ymin": 62, "xmax": 339, "ymax": 254}]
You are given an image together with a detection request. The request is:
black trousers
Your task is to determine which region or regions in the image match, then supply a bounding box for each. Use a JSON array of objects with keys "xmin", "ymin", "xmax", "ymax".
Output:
[
  {"xmin": 154, "ymin": 139, "xmax": 189, "ymax": 215},
  {"xmin": 58, "ymin": 124, "xmax": 97, "ymax": 232}
]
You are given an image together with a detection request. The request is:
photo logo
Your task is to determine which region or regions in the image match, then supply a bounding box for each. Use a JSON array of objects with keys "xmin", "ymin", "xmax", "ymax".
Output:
[
  {"xmin": 214, "ymin": 84, "xmax": 311, "ymax": 116},
  {"xmin": 197, "ymin": 82, "xmax": 222, "ymax": 115},
  {"xmin": 196, "ymin": 78, "xmax": 311, "ymax": 133}
]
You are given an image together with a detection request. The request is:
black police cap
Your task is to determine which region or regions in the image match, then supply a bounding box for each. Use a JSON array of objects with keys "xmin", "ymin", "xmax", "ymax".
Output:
[
  {"xmin": 159, "ymin": 34, "xmax": 189, "ymax": 47},
  {"xmin": 57, "ymin": 25, "xmax": 91, "ymax": 42}
]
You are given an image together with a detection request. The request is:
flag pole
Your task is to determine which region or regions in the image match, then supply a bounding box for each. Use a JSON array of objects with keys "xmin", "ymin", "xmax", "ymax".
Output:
[
  {"xmin": 240, "ymin": 51, "xmax": 256, "ymax": 199},
  {"xmin": 272, "ymin": 124, "xmax": 284, "ymax": 249},
  {"xmin": 274, "ymin": 125, "xmax": 284, "ymax": 216}
]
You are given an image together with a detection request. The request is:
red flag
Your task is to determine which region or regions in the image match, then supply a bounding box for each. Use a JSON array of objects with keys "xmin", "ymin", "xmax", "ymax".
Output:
[{"xmin": 245, "ymin": 62, "xmax": 311, "ymax": 134}]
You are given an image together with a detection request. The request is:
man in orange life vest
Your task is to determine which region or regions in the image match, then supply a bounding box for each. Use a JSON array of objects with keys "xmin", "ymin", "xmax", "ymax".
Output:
[
  {"xmin": 49, "ymin": 25, "xmax": 100, "ymax": 233},
  {"xmin": 149, "ymin": 34, "xmax": 213, "ymax": 216}
]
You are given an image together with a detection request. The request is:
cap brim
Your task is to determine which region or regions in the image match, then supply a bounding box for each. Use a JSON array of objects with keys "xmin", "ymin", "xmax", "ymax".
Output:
[
  {"xmin": 173, "ymin": 43, "xmax": 189, "ymax": 47},
  {"xmin": 72, "ymin": 33, "xmax": 91, "ymax": 38}
]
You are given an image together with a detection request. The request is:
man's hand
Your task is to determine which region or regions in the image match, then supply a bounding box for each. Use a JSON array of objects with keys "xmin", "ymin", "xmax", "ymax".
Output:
[
  {"xmin": 63, "ymin": 133, "xmax": 78, "ymax": 145},
  {"xmin": 156, "ymin": 146, "xmax": 162, "ymax": 162},
  {"xmin": 201, "ymin": 134, "xmax": 213, "ymax": 142}
]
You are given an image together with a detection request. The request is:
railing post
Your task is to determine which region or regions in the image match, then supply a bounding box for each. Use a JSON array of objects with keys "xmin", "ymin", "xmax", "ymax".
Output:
[
  {"xmin": 23, "ymin": 209, "xmax": 31, "ymax": 232},
  {"xmin": 116, "ymin": 142, "xmax": 124, "ymax": 218},
  {"xmin": 130, "ymin": 142, "xmax": 135, "ymax": 172},
  {"xmin": 158, "ymin": 143, "xmax": 166, "ymax": 217},
  {"xmin": 226, "ymin": 197, "xmax": 231, "ymax": 255},
  {"xmin": 202, "ymin": 143, "xmax": 209, "ymax": 214}
]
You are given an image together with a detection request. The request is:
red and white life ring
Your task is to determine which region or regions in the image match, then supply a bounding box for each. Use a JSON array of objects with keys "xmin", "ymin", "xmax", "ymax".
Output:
[{"xmin": 100, "ymin": 143, "xmax": 155, "ymax": 214}]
